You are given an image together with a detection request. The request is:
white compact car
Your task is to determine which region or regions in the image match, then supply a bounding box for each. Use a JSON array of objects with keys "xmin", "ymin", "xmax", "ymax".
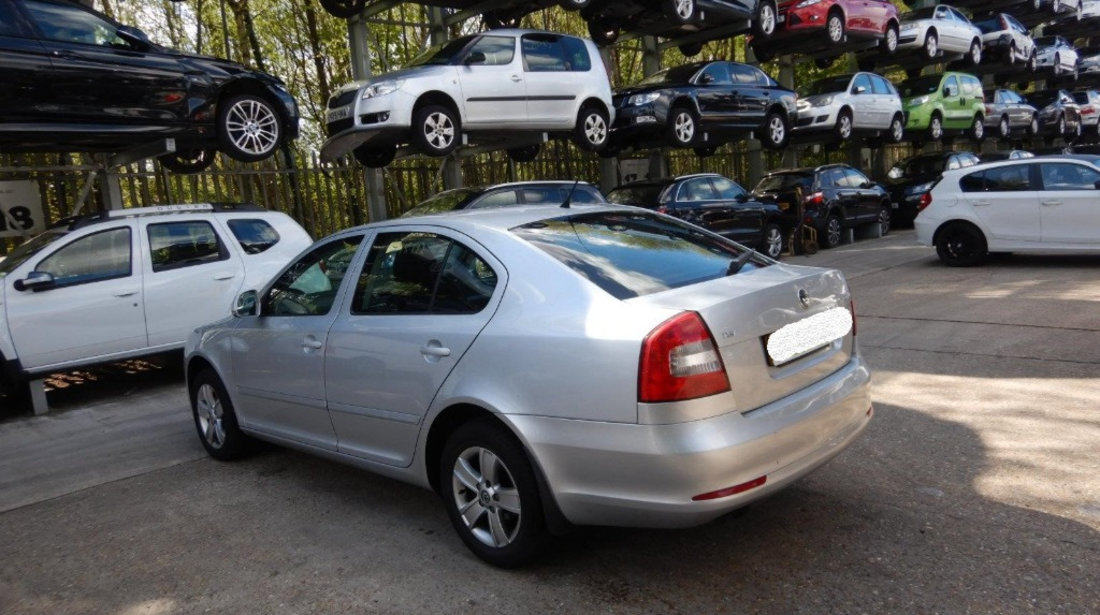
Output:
[
  {"xmin": 794, "ymin": 72, "xmax": 905, "ymax": 143},
  {"xmin": 897, "ymin": 4, "xmax": 983, "ymax": 64},
  {"xmin": 1034, "ymin": 35, "xmax": 1080, "ymax": 78},
  {"xmin": 186, "ymin": 204, "xmax": 872, "ymax": 566},
  {"xmin": 321, "ymin": 29, "xmax": 615, "ymax": 167},
  {"xmin": 915, "ymin": 157, "xmax": 1100, "ymax": 265},
  {"xmin": 0, "ymin": 204, "xmax": 312, "ymax": 396}
]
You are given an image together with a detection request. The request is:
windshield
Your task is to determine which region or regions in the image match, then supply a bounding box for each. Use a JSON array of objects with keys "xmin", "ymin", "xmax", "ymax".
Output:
[
  {"xmin": 637, "ymin": 63, "xmax": 705, "ymax": 86},
  {"xmin": 513, "ymin": 211, "xmax": 758, "ymax": 300},
  {"xmin": 605, "ymin": 184, "xmax": 666, "ymax": 208},
  {"xmin": 798, "ymin": 75, "xmax": 852, "ymax": 97},
  {"xmin": 900, "ymin": 76, "xmax": 942, "ymax": 97},
  {"xmin": 402, "ymin": 187, "xmax": 482, "ymax": 217},
  {"xmin": 903, "ymin": 7, "xmax": 936, "ymax": 21},
  {"xmin": 0, "ymin": 229, "xmax": 68, "ymax": 278},
  {"xmin": 408, "ymin": 35, "xmax": 476, "ymax": 66}
]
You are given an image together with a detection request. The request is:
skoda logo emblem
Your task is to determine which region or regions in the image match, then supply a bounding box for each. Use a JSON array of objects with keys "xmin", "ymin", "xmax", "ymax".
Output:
[{"xmin": 798, "ymin": 289, "xmax": 810, "ymax": 309}]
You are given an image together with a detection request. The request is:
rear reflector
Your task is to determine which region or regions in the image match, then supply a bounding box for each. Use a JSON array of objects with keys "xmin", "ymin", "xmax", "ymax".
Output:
[
  {"xmin": 639, "ymin": 312, "xmax": 731, "ymax": 403},
  {"xmin": 692, "ymin": 476, "xmax": 768, "ymax": 501}
]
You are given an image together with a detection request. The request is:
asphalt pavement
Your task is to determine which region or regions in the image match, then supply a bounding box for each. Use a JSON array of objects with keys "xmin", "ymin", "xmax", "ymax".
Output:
[{"xmin": 1, "ymin": 230, "xmax": 1097, "ymax": 614}]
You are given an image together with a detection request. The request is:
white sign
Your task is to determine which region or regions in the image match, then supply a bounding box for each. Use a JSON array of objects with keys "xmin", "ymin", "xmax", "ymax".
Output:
[
  {"xmin": 0, "ymin": 181, "xmax": 45, "ymax": 239},
  {"xmin": 618, "ymin": 158, "xmax": 651, "ymax": 184}
]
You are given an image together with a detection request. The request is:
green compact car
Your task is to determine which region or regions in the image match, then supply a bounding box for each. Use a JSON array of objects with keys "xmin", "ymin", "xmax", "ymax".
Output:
[{"xmin": 899, "ymin": 72, "xmax": 986, "ymax": 144}]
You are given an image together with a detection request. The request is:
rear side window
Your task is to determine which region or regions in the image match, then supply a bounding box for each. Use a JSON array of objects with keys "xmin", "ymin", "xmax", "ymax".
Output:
[
  {"xmin": 226, "ymin": 219, "xmax": 281, "ymax": 254},
  {"xmin": 559, "ymin": 36, "xmax": 591, "ymax": 71},
  {"xmin": 147, "ymin": 220, "xmax": 228, "ymax": 272},
  {"xmin": 1039, "ymin": 162, "xmax": 1100, "ymax": 190},
  {"xmin": 513, "ymin": 212, "xmax": 755, "ymax": 300},
  {"xmin": 522, "ymin": 35, "xmax": 568, "ymax": 71},
  {"xmin": 959, "ymin": 165, "xmax": 1034, "ymax": 192}
]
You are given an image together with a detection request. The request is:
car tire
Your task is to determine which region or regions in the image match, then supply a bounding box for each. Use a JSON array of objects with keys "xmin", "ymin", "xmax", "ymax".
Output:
[
  {"xmin": 159, "ymin": 149, "xmax": 216, "ymax": 174},
  {"xmin": 936, "ymin": 222, "xmax": 987, "ymax": 267},
  {"xmin": 821, "ymin": 214, "xmax": 843, "ymax": 249},
  {"xmin": 877, "ymin": 204, "xmax": 891, "ymax": 236},
  {"xmin": 663, "ymin": 0, "xmax": 696, "ymax": 24},
  {"xmin": 1027, "ymin": 52, "xmax": 1037, "ymax": 73},
  {"xmin": 814, "ymin": 56, "xmax": 836, "ymax": 69},
  {"xmin": 679, "ymin": 42, "xmax": 704, "ymax": 57},
  {"xmin": 1029, "ymin": 114, "xmax": 1040, "ymax": 137},
  {"xmin": 762, "ymin": 108, "xmax": 790, "ymax": 150},
  {"xmin": 412, "ymin": 104, "xmax": 460, "ymax": 156},
  {"xmin": 506, "ymin": 144, "xmax": 541, "ymax": 163},
  {"xmin": 1054, "ymin": 54, "xmax": 1063, "ymax": 76},
  {"xmin": 881, "ymin": 22, "xmax": 899, "ymax": 54},
  {"xmin": 353, "ymin": 144, "xmax": 397, "ymax": 168},
  {"xmin": 587, "ymin": 19, "xmax": 619, "ymax": 46},
  {"xmin": 190, "ymin": 368, "xmax": 251, "ymax": 461},
  {"xmin": 970, "ymin": 114, "xmax": 985, "ymax": 142},
  {"xmin": 857, "ymin": 56, "xmax": 876, "ymax": 72},
  {"xmin": 835, "ymin": 108, "xmax": 853, "ymax": 142},
  {"xmin": 574, "ymin": 105, "xmax": 609, "ymax": 151},
  {"xmin": 753, "ymin": 1, "xmax": 778, "ymax": 39},
  {"xmin": 440, "ymin": 419, "xmax": 548, "ymax": 568},
  {"xmin": 1058, "ymin": 114, "xmax": 1067, "ymax": 136},
  {"xmin": 928, "ymin": 113, "xmax": 944, "ymax": 142},
  {"xmin": 319, "ymin": 0, "xmax": 365, "ymax": 18},
  {"xmin": 217, "ymin": 94, "xmax": 284, "ymax": 162},
  {"xmin": 761, "ymin": 223, "xmax": 784, "ymax": 259},
  {"xmin": 693, "ymin": 145, "xmax": 717, "ymax": 157},
  {"xmin": 483, "ymin": 11, "xmax": 521, "ymax": 29},
  {"xmin": 1007, "ymin": 43, "xmax": 1018, "ymax": 66},
  {"xmin": 968, "ymin": 39, "xmax": 982, "ymax": 66},
  {"xmin": 999, "ymin": 115, "xmax": 1011, "ymax": 139},
  {"xmin": 888, "ymin": 113, "xmax": 905, "ymax": 143},
  {"xmin": 826, "ymin": 10, "xmax": 844, "ymax": 44},
  {"xmin": 923, "ymin": 31, "xmax": 938, "ymax": 59},
  {"xmin": 666, "ymin": 105, "xmax": 699, "ymax": 147},
  {"xmin": 752, "ymin": 44, "xmax": 776, "ymax": 62}
]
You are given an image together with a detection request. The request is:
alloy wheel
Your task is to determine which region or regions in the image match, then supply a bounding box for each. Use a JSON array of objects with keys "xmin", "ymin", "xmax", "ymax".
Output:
[
  {"xmin": 196, "ymin": 383, "xmax": 226, "ymax": 450},
  {"xmin": 423, "ymin": 111, "xmax": 456, "ymax": 151},
  {"xmin": 224, "ymin": 98, "xmax": 280, "ymax": 157},
  {"xmin": 451, "ymin": 446, "xmax": 523, "ymax": 549}
]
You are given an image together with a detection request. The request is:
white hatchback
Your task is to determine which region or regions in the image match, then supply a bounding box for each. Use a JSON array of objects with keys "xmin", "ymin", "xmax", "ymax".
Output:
[
  {"xmin": 0, "ymin": 204, "xmax": 311, "ymax": 395},
  {"xmin": 794, "ymin": 72, "xmax": 905, "ymax": 143},
  {"xmin": 915, "ymin": 157, "xmax": 1100, "ymax": 265},
  {"xmin": 897, "ymin": 4, "xmax": 983, "ymax": 65}
]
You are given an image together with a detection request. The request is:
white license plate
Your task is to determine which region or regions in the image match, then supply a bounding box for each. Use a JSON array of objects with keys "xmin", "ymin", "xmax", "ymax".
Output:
[
  {"xmin": 765, "ymin": 307, "xmax": 853, "ymax": 366},
  {"xmin": 327, "ymin": 106, "xmax": 352, "ymax": 123}
]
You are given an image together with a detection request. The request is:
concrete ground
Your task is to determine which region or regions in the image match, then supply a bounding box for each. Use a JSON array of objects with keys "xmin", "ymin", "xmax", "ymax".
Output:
[{"xmin": 1, "ymin": 230, "xmax": 1097, "ymax": 614}]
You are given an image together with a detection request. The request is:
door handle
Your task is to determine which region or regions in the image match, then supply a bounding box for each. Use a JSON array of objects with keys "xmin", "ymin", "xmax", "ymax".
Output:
[
  {"xmin": 420, "ymin": 344, "xmax": 451, "ymax": 357},
  {"xmin": 212, "ymin": 272, "xmax": 235, "ymax": 280},
  {"xmin": 1041, "ymin": 200, "xmax": 1062, "ymax": 206},
  {"xmin": 510, "ymin": 74, "xmax": 521, "ymax": 82},
  {"xmin": 302, "ymin": 337, "xmax": 323, "ymax": 350},
  {"xmin": 113, "ymin": 290, "xmax": 139, "ymax": 298},
  {"xmin": 972, "ymin": 200, "xmax": 991, "ymax": 206}
]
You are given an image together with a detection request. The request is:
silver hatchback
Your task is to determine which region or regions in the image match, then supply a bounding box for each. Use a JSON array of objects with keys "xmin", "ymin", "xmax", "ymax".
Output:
[{"xmin": 185, "ymin": 205, "xmax": 872, "ymax": 566}]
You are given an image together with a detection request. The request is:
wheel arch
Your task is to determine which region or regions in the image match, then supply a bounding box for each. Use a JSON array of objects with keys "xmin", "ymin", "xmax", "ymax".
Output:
[
  {"xmin": 413, "ymin": 91, "xmax": 461, "ymax": 122},
  {"xmin": 185, "ymin": 355, "xmax": 217, "ymax": 393},
  {"xmin": 577, "ymin": 96, "xmax": 611, "ymax": 119},
  {"xmin": 932, "ymin": 218, "xmax": 985, "ymax": 247},
  {"xmin": 217, "ymin": 78, "xmax": 293, "ymax": 128}
]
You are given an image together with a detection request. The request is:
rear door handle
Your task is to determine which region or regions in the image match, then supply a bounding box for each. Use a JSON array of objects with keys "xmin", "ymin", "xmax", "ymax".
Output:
[
  {"xmin": 213, "ymin": 272, "xmax": 235, "ymax": 280},
  {"xmin": 113, "ymin": 290, "xmax": 139, "ymax": 298},
  {"xmin": 972, "ymin": 200, "xmax": 991, "ymax": 207},
  {"xmin": 303, "ymin": 336, "xmax": 323, "ymax": 350},
  {"xmin": 1041, "ymin": 200, "xmax": 1062, "ymax": 206},
  {"xmin": 511, "ymin": 74, "xmax": 522, "ymax": 82},
  {"xmin": 420, "ymin": 345, "xmax": 451, "ymax": 357}
]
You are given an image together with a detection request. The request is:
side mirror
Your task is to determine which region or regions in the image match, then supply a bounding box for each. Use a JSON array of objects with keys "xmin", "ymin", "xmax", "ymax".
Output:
[
  {"xmin": 944, "ymin": 85, "xmax": 957, "ymax": 97},
  {"xmin": 735, "ymin": 193, "xmax": 748, "ymax": 202},
  {"xmin": 116, "ymin": 26, "xmax": 152, "ymax": 50},
  {"xmin": 233, "ymin": 290, "xmax": 258, "ymax": 317},
  {"xmin": 463, "ymin": 51, "xmax": 486, "ymax": 65},
  {"xmin": 13, "ymin": 271, "xmax": 55, "ymax": 292},
  {"xmin": 861, "ymin": 181, "xmax": 875, "ymax": 189},
  {"xmin": 698, "ymin": 73, "xmax": 714, "ymax": 85},
  {"xmin": 853, "ymin": 85, "xmax": 867, "ymax": 95}
]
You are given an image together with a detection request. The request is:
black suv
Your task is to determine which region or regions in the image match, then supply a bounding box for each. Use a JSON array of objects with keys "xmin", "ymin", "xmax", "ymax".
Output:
[
  {"xmin": 401, "ymin": 181, "xmax": 606, "ymax": 217},
  {"xmin": 606, "ymin": 173, "xmax": 788, "ymax": 259},
  {"xmin": 0, "ymin": 0, "xmax": 299, "ymax": 172},
  {"xmin": 884, "ymin": 151, "xmax": 980, "ymax": 225},
  {"xmin": 752, "ymin": 164, "xmax": 891, "ymax": 249},
  {"xmin": 581, "ymin": 0, "xmax": 778, "ymax": 55},
  {"xmin": 609, "ymin": 61, "xmax": 797, "ymax": 153}
]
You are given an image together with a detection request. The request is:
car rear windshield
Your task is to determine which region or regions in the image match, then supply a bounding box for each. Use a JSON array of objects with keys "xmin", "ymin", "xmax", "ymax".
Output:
[
  {"xmin": 605, "ymin": 184, "xmax": 666, "ymax": 208},
  {"xmin": 512, "ymin": 211, "xmax": 758, "ymax": 300}
]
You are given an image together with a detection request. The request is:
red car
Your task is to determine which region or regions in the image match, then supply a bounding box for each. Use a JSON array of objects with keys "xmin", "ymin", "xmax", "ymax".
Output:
[{"xmin": 752, "ymin": 0, "xmax": 900, "ymax": 64}]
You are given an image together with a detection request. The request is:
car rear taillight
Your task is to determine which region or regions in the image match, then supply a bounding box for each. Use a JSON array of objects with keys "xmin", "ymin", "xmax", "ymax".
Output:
[
  {"xmin": 639, "ymin": 312, "xmax": 730, "ymax": 403},
  {"xmin": 917, "ymin": 192, "xmax": 932, "ymax": 213},
  {"xmin": 804, "ymin": 191, "xmax": 825, "ymax": 205}
]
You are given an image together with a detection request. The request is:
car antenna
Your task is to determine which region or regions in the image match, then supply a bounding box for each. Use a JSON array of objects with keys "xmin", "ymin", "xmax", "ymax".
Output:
[{"xmin": 560, "ymin": 180, "xmax": 580, "ymax": 208}]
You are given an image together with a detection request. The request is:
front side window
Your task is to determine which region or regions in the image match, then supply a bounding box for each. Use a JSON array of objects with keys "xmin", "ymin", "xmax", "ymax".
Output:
[
  {"xmin": 226, "ymin": 219, "xmax": 281, "ymax": 254},
  {"xmin": 147, "ymin": 221, "xmax": 227, "ymax": 272},
  {"xmin": 353, "ymin": 232, "xmax": 497, "ymax": 315},
  {"xmin": 36, "ymin": 227, "xmax": 131, "ymax": 286},
  {"xmin": 698, "ymin": 63, "xmax": 732, "ymax": 85},
  {"xmin": 1039, "ymin": 163, "xmax": 1100, "ymax": 190},
  {"xmin": 711, "ymin": 177, "xmax": 747, "ymax": 200},
  {"xmin": 466, "ymin": 35, "xmax": 515, "ymax": 66},
  {"xmin": 870, "ymin": 75, "xmax": 893, "ymax": 95},
  {"xmin": 522, "ymin": 35, "xmax": 567, "ymax": 72},
  {"xmin": 24, "ymin": 0, "xmax": 127, "ymax": 47},
  {"xmin": 851, "ymin": 74, "xmax": 873, "ymax": 94},
  {"xmin": 264, "ymin": 236, "xmax": 362, "ymax": 316}
]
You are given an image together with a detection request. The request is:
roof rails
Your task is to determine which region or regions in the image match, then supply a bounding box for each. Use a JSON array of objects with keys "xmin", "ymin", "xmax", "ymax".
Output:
[{"xmin": 67, "ymin": 202, "xmax": 266, "ymax": 230}]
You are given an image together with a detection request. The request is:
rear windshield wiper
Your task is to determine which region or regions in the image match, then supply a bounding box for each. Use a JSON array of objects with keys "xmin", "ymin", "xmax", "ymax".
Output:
[{"xmin": 726, "ymin": 248, "xmax": 756, "ymax": 276}]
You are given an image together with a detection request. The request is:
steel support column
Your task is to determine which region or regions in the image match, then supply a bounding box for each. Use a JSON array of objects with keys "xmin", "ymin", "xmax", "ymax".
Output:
[{"xmin": 349, "ymin": 15, "xmax": 389, "ymax": 222}]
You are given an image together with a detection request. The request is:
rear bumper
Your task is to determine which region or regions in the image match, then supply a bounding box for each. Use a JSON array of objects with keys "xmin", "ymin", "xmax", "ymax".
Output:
[{"xmin": 508, "ymin": 354, "xmax": 873, "ymax": 528}]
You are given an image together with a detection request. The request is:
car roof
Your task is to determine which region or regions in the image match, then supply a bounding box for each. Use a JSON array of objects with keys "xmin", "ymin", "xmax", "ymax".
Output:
[
  {"xmin": 613, "ymin": 173, "xmax": 722, "ymax": 188},
  {"xmin": 57, "ymin": 202, "xmax": 268, "ymax": 231},
  {"xmin": 337, "ymin": 203, "xmax": 639, "ymax": 237}
]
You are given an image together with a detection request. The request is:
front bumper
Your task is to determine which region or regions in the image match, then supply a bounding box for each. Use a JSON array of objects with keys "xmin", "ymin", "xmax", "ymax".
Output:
[
  {"xmin": 794, "ymin": 101, "xmax": 842, "ymax": 132},
  {"xmin": 609, "ymin": 102, "xmax": 667, "ymax": 145},
  {"xmin": 319, "ymin": 90, "xmax": 417, "ymax": 162},
  {"xmin": 509, "ymin": 354, "xmax": 873, "ymax": 528}
]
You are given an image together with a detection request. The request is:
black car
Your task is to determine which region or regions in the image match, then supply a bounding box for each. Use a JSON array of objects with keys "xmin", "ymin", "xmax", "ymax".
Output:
[
  {"xmin": 883, "ymin": 151, "xmax": 980, "ymax": 225},
  {"xmin": 318, "ymin": 0, "xmax": 588, "ymax": 25},
  {"xmin": 609, "ymin": 61, "xmax": 797, "ymax": 153},
  {"xmin": 606, "ymin": 173, "xmax": 788, "ymax": 259},
  {"xmin": 580, "ymin": 0, "xmax": 778, "ymax": 55},
  {"xmin": 401, "ymin": 181, "xmax": 606, "ymax": 217},
  {"xmin": 1028, "ymin": 89, "xmax": 1083, "ymax": 139},
  {"xmin": 751, "ymin": 164, "xmax": 892, "ymax": 249},
  {"xmin": 0, "ymin": 0, "xmax": 299, "ymax": 173}
]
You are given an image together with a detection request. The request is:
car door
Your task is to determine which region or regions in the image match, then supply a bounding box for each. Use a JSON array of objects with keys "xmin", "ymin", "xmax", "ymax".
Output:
[
  {"xmin": 957, "ymin": 163, "xmax": 1040, "ymax": 243},
  {"xmin": 843, "ymin": 166, "xmax": 880, "ymax": 222},
  {"xmin": 20, "ymin": 0, "xmax": 191, "ymax": 125},
  {"xmin": 1036, "ymin": 161, "xmax": 1100, "ymax": 244},
  {"xmin": 229, "ymin": 234, "xmax": 365, "ymax": 451},
  {"xmin": 139, "ymin": 217, "xmax": 244, "ymax": 347},
  {"xmin": 520, "ymin": 33, "xmax": 578, "ymax": 128},
  {"xmin": 729, "ymin": 63, "xmax": 770, "ymax": 126},
  {"xmin": 694, "ymin": 62, "xmax": 736, "ymax": 130},
  {"xmin": 456, "ymin": 34, "xmax": 526, "ymax": 128},
  {"xmin": 324, "ymin": 229, "xmax": 503, "ymax": 466},
  {"xmin": 0, "ymin": 0, "xmax": 55, "ymax": 122},
  {"xmin": 941, "ymin": 74, "xmax": 963, "ymax": 127},
  {"xmin": 848, "ymin": 73, "xmax": 877, "ymax": 128},
  {"xmin": 4, "ymin": 224, "xmax": 146, "ymax": 370},
  {"xmin": 934, "ymin": 6, "xmax": 963, "ymax": 50}
]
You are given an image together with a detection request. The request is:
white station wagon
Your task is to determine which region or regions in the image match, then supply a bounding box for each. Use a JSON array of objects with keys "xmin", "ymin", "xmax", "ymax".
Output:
[
  {"xmin": 0, "ymin": 203, "xmax": 311, "ymax": 398},
  {"xmin": 186, "ymin": 204, "xmax": 873, "ymax": 567},
  {"xmin": 321, "ymin": 29, "xmax": 615, "ymax": 168}
]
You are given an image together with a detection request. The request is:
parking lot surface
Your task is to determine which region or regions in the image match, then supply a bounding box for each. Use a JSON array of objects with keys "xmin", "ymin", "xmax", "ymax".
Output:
[{"xmin": 1, "ymin": 230, "xmax": 1098, "ymax": 614}]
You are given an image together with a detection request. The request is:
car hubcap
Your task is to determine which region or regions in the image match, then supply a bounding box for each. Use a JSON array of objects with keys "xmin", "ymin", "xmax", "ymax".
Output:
[
  {"xmin": 585, "ymin": 113, "xmax": 607, "ymax": 145},
  {"xmin": 760, "ymin": 5, "xmax": 775, "ymax": 34},
  {"xmin": 1001, "ymin": 118, "xmax": 1010, "ymax": 137},
  {"xmin": 893, "ymin": 119, "xmax": 903, "ymax": 141},
  {"xmin": 765, "ymin": 228, "xmax": 783, "ymax": 257},
  {"xmin": 828, "ymin": 16, "xmax": 842, "ymax": 42},
  {"xmin": 770, "ymin": 116, "xmax": 785, "ymax": 144},
  {"xmin": 839, "ymin": 115, "xmax": 852, "ymax": 139},
  {"xmin": 226, "ymin": 99, "xmax": 279, "ymax": 156},
  {"xmin": 424, "ymin": 112, "xmax": 455, "ymax": 150},
  {"xmin": 972, "ymin": 44, "xmax": 981, "ymax": 64},
  {"xmin": 196, "ymin": 384, "xmax": 225, "ymax": 449},
  {"xmin": 1031, "ymin": 118, "xmax": 1039, "ymax": 134},
  {"xmin": 452, "ymin": 446, "xmax": 521, "ymax": 548},
  {"xmin": 886, "ymin": 28, "xmax": 897, "ymax": 52},
  {"xmin": 974, "ymin": 120, "xmax": 983, "ymax": 140},
  {"xmin": 675, "ymin": 112, "xmax": 695, "ymax": 143},
  {"xmin": 946, "ymin": 231, "xmax": 974, "ymax": 260},
  {"xmin": 674, "ymin": 0, "xmax": 692, "ymax": 19},
  {"xmin": 827, "ymin": 219, "xmax": 841, "ymax": 247},
  {"xmin": 932, "ymin": 118, "xmax": 942, "ymax": 139},
  {"xmin": 926, "ymin": 35, "xmax": 937, "ymax": 57},
  {"xmin": 880, "ymin": 209, "xmax": 890, "ymax": 235}
]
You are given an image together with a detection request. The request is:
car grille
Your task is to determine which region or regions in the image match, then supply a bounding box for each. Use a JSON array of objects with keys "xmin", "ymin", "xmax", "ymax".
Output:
[
  {"xmin": 327, "ymin": 118, "xmax": 354, "ymax": 135},
  {"xmin": 329, "ymin": 90, "xmax": 357, "ymax": 109}
]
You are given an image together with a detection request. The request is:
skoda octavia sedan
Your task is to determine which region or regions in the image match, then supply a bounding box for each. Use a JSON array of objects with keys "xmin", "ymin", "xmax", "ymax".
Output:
[
  {"xmin": 0, "ymin": 0, "xmax": 300, "ymax": 173},
  {"xmin": 320, "ymin": 29, "xmax": 614, "ymax": 168},
  {"xmin": 186, "ymin": 205, "xmax": 873, "ymax": 567}
]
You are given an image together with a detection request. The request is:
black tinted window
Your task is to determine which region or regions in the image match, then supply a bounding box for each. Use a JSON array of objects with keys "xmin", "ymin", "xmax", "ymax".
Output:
[
  {"xmin": 606, "ymin": 184, "xmax": 666, "ymax": 208},
  {"xmin": 699, "ymin": 63, "xmax": 732, "ymax": 85},
  {"xmin": 513, "ymin": 212, "xmax": 758, "ymax": 300},
  {"xmin": 960, "ymin": 165, "xmax": 1033, "ymax": 192},
  {"xmin": 23, "ymin": 0, "xmax": 126, "ymax": 47},
  {"xmin": 226, "ymin": 219, "xmax": 281, "ymax": 254},
  {"xmin": 147, "ymin": 221, "xmax": 227, "ymax": 272},
  {"xmin": 0, "ymin": 2, "xmax": 22, "ymax": 36}
]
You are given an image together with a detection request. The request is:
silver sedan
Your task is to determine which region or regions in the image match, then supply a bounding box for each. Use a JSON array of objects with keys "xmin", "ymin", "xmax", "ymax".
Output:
[{"xmin": 185, "ymin": 204, "xmax": 872, "ymax": 566}]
